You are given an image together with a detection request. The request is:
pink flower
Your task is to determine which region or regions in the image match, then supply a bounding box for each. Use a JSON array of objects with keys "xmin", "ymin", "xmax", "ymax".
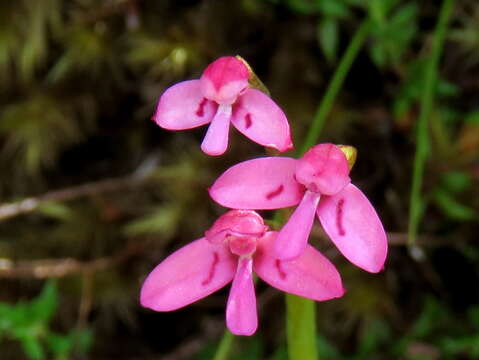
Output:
[
  {"xmin": 153, "ymin": 56, "xmax": 293, "ymax": 156},
  {"xmin": 209, "ymin": 143, "xmax": 388, "ymax": 273},
  {"xmin": 140, "ymin": 210, "xmax": 343, "ymax": 336}
]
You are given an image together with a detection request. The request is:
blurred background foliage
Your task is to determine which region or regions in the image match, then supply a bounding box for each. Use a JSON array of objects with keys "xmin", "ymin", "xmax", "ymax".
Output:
[{"xmin": 0, "ymin": 0, "xmax": 478, "ymax": 359}]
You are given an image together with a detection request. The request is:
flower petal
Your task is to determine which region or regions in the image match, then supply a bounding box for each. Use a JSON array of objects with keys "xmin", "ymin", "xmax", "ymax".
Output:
[
  {"xmin": 154, "ymin": 80, "xmax": 217, "ymax": 130},
  {"xmin": 140, "ymin": 238, "xmax": 236, "ymax": 311},
  {"xmin": 200, "ymin": 105, "xmax": 231, "ymax": 156},
  {"xmin": 226, "ymin": 257, "xmax": 258, "ymax": 336},
  {"xmin": 200, "ymin": 57, "xmax": 250, "ymax": 105},
  {"xmin": 231, "ymin": 89, "xmax": 293, "ymax": 152},
  {"xmin": 317, "ymin": 184, "xmax": 388, "ymax": 273},
  {"xmin": 274, "ymin": 191, "xmax": 321, "ymax": 260},
  {"xmin": 209, "ymin": 157, "xmax": 304, "ymax": 210},
  {"xmin": 254, "ymin": 232, "xmax": 344, "ymax": 301}
]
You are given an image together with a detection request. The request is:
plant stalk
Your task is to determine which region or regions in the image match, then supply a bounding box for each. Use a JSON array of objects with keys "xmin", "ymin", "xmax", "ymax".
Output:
[
  {"xmin": 212, "ymin": 330, "xmax": 234, "ymax": 360},
  {"xmin": 286, "ymin": 18, "xmax": 372, "ymax": 360},
  {"xmin": 408, "ymin": 0, "xmax": 455, "ymax": 246},
  {"xmin": 299, "ymin": 19, "xmax": 372, "ymax": 155}
]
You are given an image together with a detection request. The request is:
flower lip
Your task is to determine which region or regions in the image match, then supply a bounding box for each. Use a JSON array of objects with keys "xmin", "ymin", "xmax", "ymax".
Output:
[
  {"xmin": 295, "ymin": 143, "xmax": 351, "ymax": 196},
  {"xmin": 228, "ymin": 235, "xmax": 257, "ymax": 257},
  {"xmin": 200, "ymin": 56, "xmax": 250, "ymax": 105},
  {"xmin": 205, "ymin": 210, "xmax": 268, "ymax": 244}
]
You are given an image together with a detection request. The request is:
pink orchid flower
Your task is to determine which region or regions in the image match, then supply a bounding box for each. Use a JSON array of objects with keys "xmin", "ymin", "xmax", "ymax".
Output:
[
  {"xmin": 209, "ymin": 143, "xmax": 388, "ymax": 273},
  {"xmin": 140, "ymin": 210, "xmax": 343, "ymax": 336},
  {"xmin": 153, "ymin": 56, "xmax": 293, "ymax": 156}
]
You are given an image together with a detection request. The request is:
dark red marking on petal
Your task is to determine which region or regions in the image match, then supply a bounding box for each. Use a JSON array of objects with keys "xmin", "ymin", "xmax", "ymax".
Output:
[
  {"xmin": 265, "ymin": 184, "xmax": 284, "ymax": 200},
  {"xmin": 195, "ymin": 98, "xmax": 208, "ymax": 117},
  {"xmin": 336, "ymin": 199, "xmax": 346, "ymax": 236},
  {"xmin": 244, "ymin": 113, "xmax": 253, "ymax": 129},
  {"xmin": 275, "ymin": 259, "xmax": 287, "ymax": 280},
  {"xmin": 202, "ymin": 252, "xmax": 220, "ymax": 286}
]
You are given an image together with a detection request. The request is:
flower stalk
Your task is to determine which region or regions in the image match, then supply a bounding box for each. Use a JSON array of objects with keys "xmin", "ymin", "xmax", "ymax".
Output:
[
  {"xmin": 289, "ymin": 19, "xmax": 372, "ymax": 360},
  {"xmin": 287, "ymin": 294, "xmax": 318, "ymax": 360}
]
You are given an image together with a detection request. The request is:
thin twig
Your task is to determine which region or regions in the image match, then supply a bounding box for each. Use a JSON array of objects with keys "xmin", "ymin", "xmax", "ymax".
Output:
[
  {"xmin": 0, "ymin": 240, "xmax": 151, "ymax": 279},
  {"xmin": 0, "ymin": 172, "xmax": 154, "ymax": 222}
]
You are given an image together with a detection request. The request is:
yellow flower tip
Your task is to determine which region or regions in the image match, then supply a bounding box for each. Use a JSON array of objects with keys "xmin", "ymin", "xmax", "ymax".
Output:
[
  {"xmin": 235, "ymin": 55, "xmax": 252, "ymax": 76},
  {"xmin": 338, "ymin": 145, "xmax": 357, "ymax": 170},
  {"xmin": 235, "ymin": 55, "xmax": 270, "ymax": 96}
]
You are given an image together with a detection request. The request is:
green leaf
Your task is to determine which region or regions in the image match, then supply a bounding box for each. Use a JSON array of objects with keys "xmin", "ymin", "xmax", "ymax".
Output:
[
  {"xmin": 37, "ymin": 202, "xmax": 74, "ymax": 221},
  {"xmin": 316, "ymin": 0, "xmax": 351, "ymax": 18},
  {"xmin": 370, "ymin": 41, "xmax": 387, "ymax": 68},
  {"xmin": 410, "ymin": 297, "xmax": 445, "ymax": 339},
  {"xmin": 123, "ymin": 204, "xmax": 182, "ymax": 238},
  {"xmin": 368, "ymin": 0, "xmax": 386, "ymax": 25},
  {"xmin": 285, "ymin": 0, "xmax": 319, "ymax": 14},
  {"xmin": 357, "ymin": 318, "xmax": 391, "ymax": 356},
  {"xmin": 30, "ymin": 281, "xmax": 58, "ymax": 324},
  {"xmin": 232, "ymin": 337, "xmax": 263, "ymax": 360},
  {"xmin": 46, "ymin": 333, "xmax": 72, "ymax": 359},
  {"xmin": 19, "ymin": 335, "xmax": 45, "ymax": 360},
  {"xmin": 318, "ymin": 18, "xmax": 339, "ymax": 64},
  {"xmin": 441, "ymin": 171, "xmax": 472, "ymax": 193},
  {"xmin": 465, "ymin": 111, "xmax": 479, "ymax": 124},
  {"xmin": 317, "ymin": 335, "xmax": 341, "ymax": 358},
  {"xmin": 433, "ymin": 189, "xmax": 477, "ymax": 221}
]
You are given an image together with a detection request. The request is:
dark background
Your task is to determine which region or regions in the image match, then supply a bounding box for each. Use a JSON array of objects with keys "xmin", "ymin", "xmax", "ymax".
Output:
[{"xmin": 0, "ymin": 0, "xmax": 478, "ymax": 359}]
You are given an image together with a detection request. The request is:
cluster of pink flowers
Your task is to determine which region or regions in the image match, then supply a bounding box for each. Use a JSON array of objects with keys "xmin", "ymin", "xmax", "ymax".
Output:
[{"xmin": 141, "ymin": 56, "xmax": 388, "ymax": 336}]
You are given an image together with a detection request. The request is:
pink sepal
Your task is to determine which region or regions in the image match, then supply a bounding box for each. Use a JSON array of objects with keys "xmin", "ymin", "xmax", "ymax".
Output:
[
  {"xmin": 154, "ymin": 80, "xmax": 217, "ymax": 130},
  {"xmin": 140, "ymin": 238, "xmax": 236, "ymax": 311},
  {"xmin": 317, "ymin": 184, "xmax": 388, "ymax": 273},
  {"xmin": 231, "ymin": 89, "xmax": 293, "ymax": 152},
  {"xmin": 209, "ymin": 157, "xmax": 304, "ymax": 210},
  {"xmin": 254, "ymin": 232, "xmax": 344, "ymax": 301}
]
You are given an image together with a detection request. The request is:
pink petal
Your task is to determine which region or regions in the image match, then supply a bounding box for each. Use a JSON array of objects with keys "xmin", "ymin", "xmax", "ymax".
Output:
[
  {"xmin": 154, "ymin": 80, "xmax": 217, "ymax": 130},
  {"xmin": 140, "ymin": 238, "xmax": 236, "ymax": 311},
  {"xmin": 254, "ymin": 232, "xmax": 344, "ymax": 300},
  {"xmin": 209, "ymin": 157, "xmax": 304, "ymax": 210},
  {"xmin": 231, "ymin": 89, "xmax": 293, "ymax": 152},
  {"xmin": 200, "ymin": 57, "xmax": 249, "ymax": 105},
  {"xmin": 200, "ymin": 105, "xmax": 231, "ymax": 156},
  {"xmin": 226, "ymin": 257, "xmax": 258, "ymax": 336},
  {"xmin": 274, "ymin": 191, "xmax": 321, "ymax": 260},
  {"xmin": 317, "ymin": 184, "xmax": 388, "ymax": 273}
]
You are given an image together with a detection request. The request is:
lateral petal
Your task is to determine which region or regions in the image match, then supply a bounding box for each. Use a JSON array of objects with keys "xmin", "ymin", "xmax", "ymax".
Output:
[
  {"xmin": 226, "ymin": 257, "xmax": 258, "ymax": 336},
  {"xmin": 231, "ymin": 89, "xmax": 293, "ymax": 152},
  {"xmin": 317, "ymin": 184, "xmax": 388, "ymax": 273},
  {"xmin": 154, "ymin": 80, "xmax": 217, "ymax": 130},
  {"xmin": 140, "ymin": 238, "xmax": 236, "ymax": 311},
  {"xmin": 254, "ymin": 232, "xmax": 344, "ymax": 301},
  {"xmin": 209, "ymin": 157, "xmax": 304, "ymax": 210}
]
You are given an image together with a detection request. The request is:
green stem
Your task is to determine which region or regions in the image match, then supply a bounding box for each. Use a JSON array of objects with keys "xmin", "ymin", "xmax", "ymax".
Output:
[
  {"xmin": 408, "ymin": 0, "xmax": 455, "ymax": 247},
  {"xmin": 285, "ymin": 19, "xmax": 372, "ymax": 360},
  {"xmin": 212, "ymin": 330, "xmax": 234, "ymax": 360},
  {"xmin": 286, "ymin": 294, "xmax": 318, "ymax": 360},
  {"xmin": 299, "ymin": 19, "xmax": 372, "ymax": 155}
]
